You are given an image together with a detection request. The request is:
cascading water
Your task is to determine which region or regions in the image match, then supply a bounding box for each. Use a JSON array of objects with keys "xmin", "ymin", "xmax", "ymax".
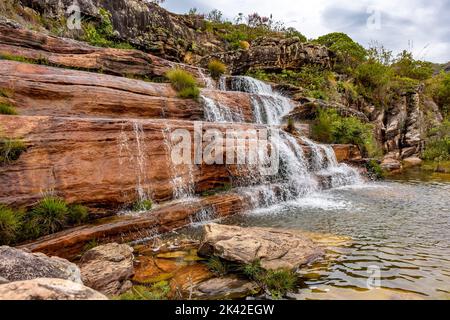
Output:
[
  {"xmin": 200, "ymin": 95, "xmax": 243, "ymax": 123},
  {"xmin": 211, "ymin": 75, "xmax": 364, "ymax": 209}
]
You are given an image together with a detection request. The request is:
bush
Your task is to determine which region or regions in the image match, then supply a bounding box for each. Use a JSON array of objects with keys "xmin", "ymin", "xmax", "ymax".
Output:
[
  {"xmin": 28, "ymin": 196, "xmax": 69, "ymax": 237},
  {"xmin": 365, "ymin": 160, "xmax": 384, "ymax": 180},
  {"xmin": 165, "ymin": 68, "xmax": 200, "ymax": 99},
  {"xmin": 263, "ymin": 269, "xmax": 297, "ymax": 299},
  {"xmin": 239, "ymin": 40, "xmax": 250, "ymax": 50},
  {"xmin": 132, "ymin": 199, "xmax": 153, "ymax": 212},
  {"xmin": 67, "ymin": 204, "xmax": 89, "ymax": 225},
  {"xmin": 0, "ymin": 138, "xmax": 26, "ymax": 164},
  {"xmin": 312, "ymin": 109, "xmax": 380, "ymax": 157},
  {"xmin": 392, "ymin": 50, "xmax": 434, "ymax": 81},
  {"xmin": 426, "ymin": 72, "xmax": 450, "ymax": 116},
  {"xmin": 207, "ymin": 60, "xmax": 227, "ymax": 79},
  {"xmin": 0, "ymin": 102, "xmax": 17, "ymax": 115},
  {"xmin": 0, "ymin": 204, "xmax": 21, "ymax": 245},
  {"xmin": 423, "ymin": 119, "xmax": 450, "ymax": 161},
  {"xmin": 207, "ymin": 256, "xmax": 229, "ymax": 276},
  {"xmin": 354, "ymin": 60, "xmax": 393, "ymax": 107},
  {"xmin": 118, "ymin": 282, "xmax": 170, "ymax": 300}
]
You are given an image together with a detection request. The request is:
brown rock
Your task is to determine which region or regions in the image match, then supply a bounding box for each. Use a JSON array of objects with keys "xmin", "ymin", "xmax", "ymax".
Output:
[
  {"xmin": 381, "ymin": 156, "xmax": 402, "ymax": 171},
  {"xmin": 0, "ymin": 278, "xmax": 108, "ymax": 300},
  {"xmin": 193, "ymin": 276, "xmax": 260, "ymax": 300},
  {"xmin": 403, "ymin": 157, "xmax": 422, "ymax": 168},
  {"xmin": 79, "ymin": 243, "xmax": 134, "ymax": 295},
  {"xmin": 198, "ymin": 224, "xmax": 323, "ymax": 270},
  {"xmin": 0, "ymin": 246, "xmax": 81, "ymax": 283}
]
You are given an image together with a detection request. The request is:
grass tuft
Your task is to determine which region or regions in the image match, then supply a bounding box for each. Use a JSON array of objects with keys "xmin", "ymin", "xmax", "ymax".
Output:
[
  {"xmin": 132, "ymin": 199, "xmax": 153, "ymax": 212},
  {"xmin": 207, "ymin": 59, "xmax": 227, "ymax": 79},
  {"xmin": 165, "ymin": 68, "xmax": 200, "ymax": 99},
  {"xmin": 0, "ymin": 204, "xmax": 21, "ymax": 245},
  {"xmin": 0, "ymin": 138, "xmax": 26, "ymax": 164},
  {"xmin": 0, "ymin": 102, "xmax": 17, "ymax": 115}
]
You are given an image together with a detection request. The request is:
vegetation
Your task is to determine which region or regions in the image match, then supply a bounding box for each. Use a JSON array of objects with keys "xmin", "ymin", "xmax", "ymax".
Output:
[
  {"xmin": 365, "ymin": 160, "xmax": 385, "ymax": 180},
  {"xmin": 0, "ymin": 102, "xmax": 17, "ymax": 115},
  {"xmin": 132, "ymin": 199, "xmax": 153, "ymax": 212},
  {"xmin": 423, "ymin": 119, "xmax": 450, "ymax": 161},
  {"xmin": 207, "ymin": 256, "xmax": 229, "ymax": 276},
  {"xmin": 27, "ymin": 196, "xmax": 70, "ymax": 237},
  {"xmin": 165, "ymin": 68, "xmax": 200, "ymax": 99},
  {"xmin": 0, "ymin": 204, "xmax": 22, "ymax": 245},
  {"xmin": 312, "ymin": 109, "xmax": 380, "ymax": 157},
  {"xmin": 67, "ymin": 204, "xmax": 89, "ymax": 225},
  {"xmin": 0, "ymin": 138, "xmax": 26, "ymax": 165},
  {"xmin": 118, "ymin": 282, "xmax": 170, "ymax": 300},
  {"xmin": 207, "ymin": 59, "xmax": 227, "ymax": 79}
]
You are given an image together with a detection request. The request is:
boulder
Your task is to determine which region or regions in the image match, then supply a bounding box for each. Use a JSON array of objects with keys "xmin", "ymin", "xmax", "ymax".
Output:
[
  {"xmin": 381, "ymin": 155, "xmax": 402, "ymax": 171},
  {"xmin": 403, "ymin": 157, "xmax": 423, "ymax": 168},
  {"xmin": 193, "ymin": 276, "xmax": 260, "ymax": 300},
  {"xmin": 198, "ymin": 224, "xmax": 323, "ymax": 270},
  {"xmin": 79, "ymin": 243, "xmax": 134, "ymax": 295},
  {"xmin": 0, "ymin": 278, "xmax": 107, "ymax": 300},
  {"xmin": 0, "ymin": 246, "xmax": 81, "ymax": 283}
]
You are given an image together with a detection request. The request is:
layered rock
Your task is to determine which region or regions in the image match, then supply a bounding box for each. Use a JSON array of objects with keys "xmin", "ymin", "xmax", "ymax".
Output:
[
  {"xmin": 192, "ymin": 276, "xmax": 259, "ymax": 300},
  {"xmin": 0, "ymin": 22, "xmax": 210, "ymax": 85},
  {"xmin": 0, "ymin": 61, "xmax": 254, "ymax": 121},
  {"xmin": 0, "ymin": 278, "xmax": 108, "ymax": 300},
  {"xmin": 20, "ymin": 193, "xmax": 252, "ymax": 259},
  {"xmin": 201, "ymin": 37, "xmax": 332, "ymax": 75},
  {"xmin": 0, "ymin": 246, "xmax": 81, "ymax": 283},
  {"xmin": 79, "ymin": 243, "xmax": 134, "ymax": 295},
  {"xmin": 198, "ymin": 224, "xmax": 323, "ymax": 270}
]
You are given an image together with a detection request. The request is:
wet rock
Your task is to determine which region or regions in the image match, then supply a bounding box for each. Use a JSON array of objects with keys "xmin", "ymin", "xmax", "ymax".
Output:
[
  {"xmin": 0, "ymin": 246, "xmax": 81, "ymax": 283},
  {"xmin": 170, "ymin": 264, "xmax": 214, "ymax": 299},
  {"xmin": 198, "ymin": 224, "xmax": 323, "ymax": 270},
  {"xmin": 193, "ymin": 276, "xmax": 260, "ymax": 300},
  {"xmin": 403, "ymin": 157, "xmax": 423, "ymax": 168},
  {"xmin": 0, "ymin": 277, "xmax": 9, "ymax": 284},
  {"xmin": 0, "ymin": 278, "xmax": 108, "ymax": 300},
  {"xmin": 79, "ymin": 243, "xmax": 134, "ymax": 295}
]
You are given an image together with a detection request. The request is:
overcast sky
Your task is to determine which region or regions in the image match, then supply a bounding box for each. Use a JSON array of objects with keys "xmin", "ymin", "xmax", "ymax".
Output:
[{"xmin": 161, "ymin": 0, "xmax": 450, "ymax": 63}]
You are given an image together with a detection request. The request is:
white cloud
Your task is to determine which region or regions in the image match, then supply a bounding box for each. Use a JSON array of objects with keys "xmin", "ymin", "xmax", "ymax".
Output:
[{"xmin": 162, "ymin": 0, "xmax": 449, "ymax": 63}]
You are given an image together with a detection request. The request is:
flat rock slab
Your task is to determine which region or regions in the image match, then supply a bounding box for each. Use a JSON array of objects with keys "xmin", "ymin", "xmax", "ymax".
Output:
[
  {"xmin": 0, "ymin": 246, "xmax": 81, "ymax": 283},
  {"xmin": 0, "ymin": 278, "xmax": 107, "ymax": 300},
  {"xmin": 79, "ymin": 243, "xmax": 134, "ymax": 296},
  {"xmin": 198, "ymin": 224, "xmax": 323, "ymax": 270}
]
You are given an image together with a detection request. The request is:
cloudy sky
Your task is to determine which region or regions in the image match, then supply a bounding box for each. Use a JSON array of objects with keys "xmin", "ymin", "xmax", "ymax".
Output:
[{"xmin": 161, "ymin": 0, "xmax": 450, "ymax": 63}]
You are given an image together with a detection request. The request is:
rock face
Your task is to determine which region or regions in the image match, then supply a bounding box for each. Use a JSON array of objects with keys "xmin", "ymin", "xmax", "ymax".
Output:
[
  {"xmin": 0, "ymin": 246, "xmax": 81, "ymax": 283},
  {"xmin": 0, "ymin": 278, "xmax": 108, "ymax": 300},
  {"xmin": 79, "ymin": 243, "xmax": 134, "ymax": 295},
  {"xmin": 0, "ymin": 22, "xmax": 210, "ymax": 85},
  {"xmin": 198, "ymin": 224, "xmax": 323, "ymax": 270},
  {"xmin": 0, "ymin": 61, "xmax": 253, "ymax": 121},
  {"xmin": 202, "ymin": 37, "xmax": 332, "ymax": 75}
]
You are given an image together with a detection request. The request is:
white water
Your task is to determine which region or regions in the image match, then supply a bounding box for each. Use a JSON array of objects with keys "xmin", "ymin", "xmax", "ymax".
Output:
[{"xmin": 200, "ymin": 95, "xmax": 243, "ymax": 123}]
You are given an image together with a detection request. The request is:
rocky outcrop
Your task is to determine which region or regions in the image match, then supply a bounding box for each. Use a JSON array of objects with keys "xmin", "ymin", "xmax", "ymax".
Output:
[
  {"xmin": 201, "ymin": 37, "xmax": 332, "ymax": 75},
  {"xmin": 0, "ymin": 61, "xmax": 253, "ymax": 120},
  {"xmin": 0, "ymin": 246, "xmax": 81, "ymax": 283},
  {"xmin": 0, "ymin": 278, "xmax": 108, "ymax": 300},
  {"xmin": 79, "ymin": 243, "xmax": 134, "ymax": 295},
  {"xmin": 0, "ymin": 22, "xmax": 210, "ymax": 85},
  {"xmin": 198, "ymin": 224, "xmax": 323, "ymax": 270}
]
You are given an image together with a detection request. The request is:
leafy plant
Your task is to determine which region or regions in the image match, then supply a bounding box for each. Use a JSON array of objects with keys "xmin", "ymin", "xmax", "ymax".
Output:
[
  {"xmin": 423, "ymin": 119, "xmax": 450, "ymax": 161},
  {"xmin": 27, "ymin": 196, "xmax": 69, "ymax": 237},
  {"xmin": 365, "ymin": 160, "xmax": 384, "ymax": 180},
  {"xmin": 0, "ymin": 204, "xmax": 21, "ymax": 245},
  {"xmin": 67, "ymin": 204, "xmax": 89, "ymax": 225},
  {"xmin": 0, "ymin": 138, "xmax": 26, "ymax": 164},
  {"xmin": 165, "ymin": 68, "xmax": 200, "ymax": 99},
  {"xmin": 208, "ymin": 59, "xmax": 227, "ymax": 79},
  {"xmin": 207, "ymin": 256, "xmax": 229, "ymax": 276}
]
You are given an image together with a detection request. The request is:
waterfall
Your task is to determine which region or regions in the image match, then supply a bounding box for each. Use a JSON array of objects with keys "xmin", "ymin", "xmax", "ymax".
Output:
[
  {"xmin": 200, "ymin": 95, "xmax": 243, "ymax": 123},
  {"xmin": 198, "ymin": 68, "xmax": 214, "ymax": 89},
  {"xmin": 162, "ymin": 125, "xmax": 196, "ymax": 199}
]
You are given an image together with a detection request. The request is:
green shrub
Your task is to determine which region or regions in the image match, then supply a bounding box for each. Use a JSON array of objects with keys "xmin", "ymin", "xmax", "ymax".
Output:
[
  {"xmin": 392, "ymin": 50, "xmax": 434, "ymax": 81},
  {"xmin": 0, "ymin": 138, "xmax": 26, "ymax": 164},
  {"xmin": 132, "ymin": 199, "xmax": 153, "ymax": 212},
  {"xmin": 207, "ymin": 256, "xmax": 229, "ymax": 276},
  {"xmin": 0, "ymin": 204, "xmax": 21, "ymax": 245},
  {"xmin": 118, "ymin": 282, "xmax": 170, "ymax": 300},
  {"xmin": 165, "ymin": 68, "xmax": 200, "ymax": 99},
  {"xmin": 423, "ymin": 119, "xmax": 450, "ymax": 161},
  {"xmin": 354, "ymin": 60, "xmax": 393, "ymax": 106},
  {"xmin": 426, "ymin": 72, "xmax": 450, "ymax": 116},
  {"xmin": 312, "ymin": 109, "xmax": 380, "ymax": 157},
  {"xmin": 67, "ymin": 204, "xmax": 89, "ymax": 225},
  {"xmin": 28, "ymin": 196, "xmax": 69, "ymax": 237},
  {"xmin": 365, "ymin": 160, "xmax": 384, "ymax": 180},
  {"xmin": 263, "ymin": 269, "xmax": 297, "ymax": 299},
  {"xmin": 0, "ymin": 102, "xmax": 17, "ymax": 115},
  {"xmin": 241, "ymin": 260, "xmax": 264, "ymax": 279},
  {"xmin": 207, "ymin": 60, "xmax": 227, "ymax": 79}
]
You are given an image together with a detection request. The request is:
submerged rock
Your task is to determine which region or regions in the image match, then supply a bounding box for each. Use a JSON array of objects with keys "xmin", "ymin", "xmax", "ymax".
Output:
[
  {"xmin": 403, "ymin": 157, "xmax": 423, "ymax": 168},
  {"xmin": 193, "ymin": 276, "xmax": 260, "ymax": 300},
  {"xmin": 79, "ymin": 243, "xmax": 134, "ymax": 296},
  {"xmin": 198, "ymin": 224, "xmax": 323, "ymax": 270},
  {"xmin": 0, "ymin": 278, "xmax": 107, "ymax": 300},
  {"xmin": 0, "ymin": 246, "xmax": 81, "ymax": 284}
]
